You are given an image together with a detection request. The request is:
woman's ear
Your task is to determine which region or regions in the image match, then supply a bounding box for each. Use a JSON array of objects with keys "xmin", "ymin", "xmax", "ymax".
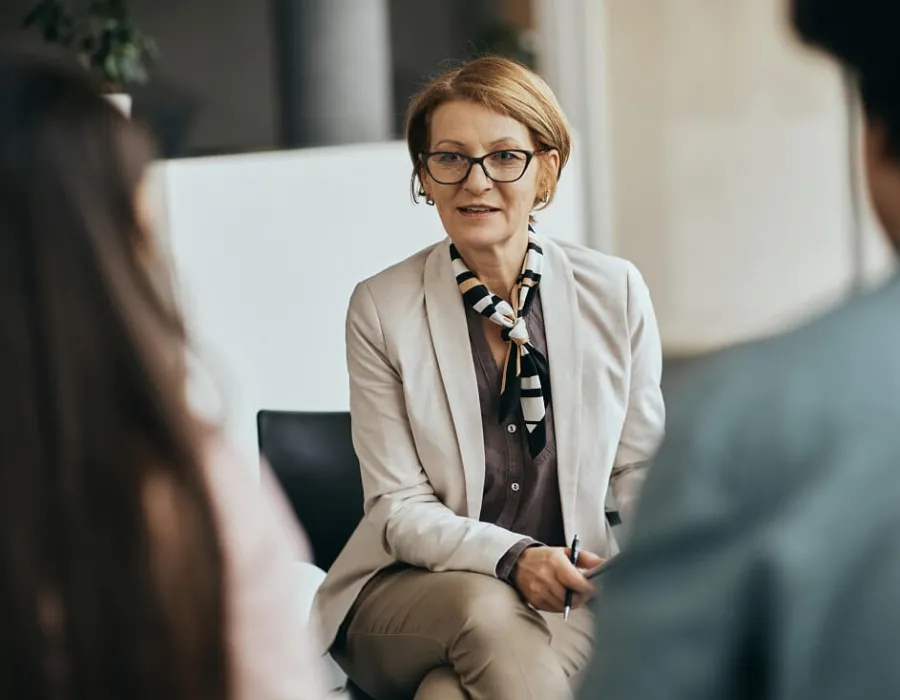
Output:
[
  {"xmin": 543, "ymin": 148, "xmax": 561, "ymax": 180},
  {"xmin": 417, "ymin": 167, "xmax": 433, "ymax": 200},
  {"xmin": 534, "ymin": 152, "xmax": 560, "ymax": 207},
  {"xmin": 538, "ymin": 150, "xmax": 560, "ymax": 191}
]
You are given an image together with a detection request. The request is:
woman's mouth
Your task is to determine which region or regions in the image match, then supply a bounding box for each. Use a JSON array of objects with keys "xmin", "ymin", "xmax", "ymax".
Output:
[{"xmin": 458, "ymin": 205, "xmax": 500, "ymax": 218}]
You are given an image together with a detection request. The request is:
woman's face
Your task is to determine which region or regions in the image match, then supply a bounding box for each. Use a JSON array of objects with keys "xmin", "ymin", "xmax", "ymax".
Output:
[{"xmin": 422, "ymin": 100, "xmax": 558, "ymax": 254}]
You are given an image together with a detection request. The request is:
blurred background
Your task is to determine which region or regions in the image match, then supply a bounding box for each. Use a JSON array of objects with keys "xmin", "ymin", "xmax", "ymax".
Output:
[
  {"xmin": 3, "ymin": 0, "xmax": 896, "ymax": 466},
  {"xmin": 2, "ymin": 0, "xmax": 540, "ymax": 156}
]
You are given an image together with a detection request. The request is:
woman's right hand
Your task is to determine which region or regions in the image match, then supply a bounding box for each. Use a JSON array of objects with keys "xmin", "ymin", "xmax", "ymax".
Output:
[{"xmin": 511, "ymin": 546, "xmax": 601, "ymax": 613}]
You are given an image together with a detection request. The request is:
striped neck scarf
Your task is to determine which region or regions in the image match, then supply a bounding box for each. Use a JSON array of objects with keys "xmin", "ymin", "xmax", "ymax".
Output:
[{"xmin": 450, "ymin": 228, "xmax": 551, "ymax": 458}]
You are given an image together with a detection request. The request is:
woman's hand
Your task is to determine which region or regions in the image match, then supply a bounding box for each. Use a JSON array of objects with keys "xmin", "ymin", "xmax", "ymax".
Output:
[{"xmin": 511, "ymin": 546, "xmax": 604, "ymax": 613}]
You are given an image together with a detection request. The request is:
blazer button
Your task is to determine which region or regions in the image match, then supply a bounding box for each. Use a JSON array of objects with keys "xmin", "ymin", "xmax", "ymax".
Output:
[
  {"xmin": 506, "ymin": 424, "xmax": 517, "ymax": 434},
  {"xmin": 511, "ymin": 482, "xmax": 521, "ymax": 492}
]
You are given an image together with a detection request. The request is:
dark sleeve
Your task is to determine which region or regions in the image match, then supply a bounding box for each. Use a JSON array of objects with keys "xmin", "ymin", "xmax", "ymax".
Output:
[
  {"xmin": 496, "ymin": 538, "xmax": 543, "ymax": 582},
  {"xmin": 578, "ymin": 381, "xmax": 772, "ymax": 700}
]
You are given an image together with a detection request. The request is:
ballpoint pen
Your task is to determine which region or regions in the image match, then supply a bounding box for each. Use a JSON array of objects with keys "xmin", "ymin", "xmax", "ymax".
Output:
[{"xmin": 564, "ymin": 533, "xmax": 580, "ymax": 621}]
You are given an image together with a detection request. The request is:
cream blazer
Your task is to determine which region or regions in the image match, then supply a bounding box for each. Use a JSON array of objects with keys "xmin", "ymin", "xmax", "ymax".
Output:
[{"xmin": 312, "ymin": 236, "xmax": 665, "ymax": 650}]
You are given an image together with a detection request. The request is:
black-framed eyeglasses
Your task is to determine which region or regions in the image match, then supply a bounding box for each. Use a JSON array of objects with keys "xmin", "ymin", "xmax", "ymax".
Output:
[{"xmin": 420, "ymin": 149, "xmax": 546, "ymax": 185}]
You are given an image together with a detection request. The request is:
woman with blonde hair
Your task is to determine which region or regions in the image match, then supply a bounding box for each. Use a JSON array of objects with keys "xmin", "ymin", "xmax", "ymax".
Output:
[
  {"xmin": 314, "ymin": 55, "xmax": 665, "ymax": 700},
  {"xmin": 0, "ymin": 45, "xmax": 326, "ymax": 699}
]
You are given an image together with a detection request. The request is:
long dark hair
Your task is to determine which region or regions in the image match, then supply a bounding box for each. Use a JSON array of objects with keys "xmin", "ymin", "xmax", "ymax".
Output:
[{"xmin": 0, "ymin": 45, "xmax": 229, "ymax": 699}]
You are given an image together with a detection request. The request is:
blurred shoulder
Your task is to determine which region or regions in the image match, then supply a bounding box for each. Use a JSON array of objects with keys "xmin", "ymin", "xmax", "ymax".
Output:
[
  {"xmin": 202, "ymin": 437, "xmax": 310, "ymax": 563},
  {"xmin": 658, "ymin": 275, "xmax": 900, "ymax": 491},
  {"xmin": 201, "ymin": 438, "xmax": 331, "ymax": 699},
  {"xmin": 670, "ymin": 276, "xmax": 900, "ymax": 414}
]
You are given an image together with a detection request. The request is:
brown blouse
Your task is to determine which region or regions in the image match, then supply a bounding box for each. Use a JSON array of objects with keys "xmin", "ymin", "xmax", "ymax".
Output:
[{"xmin": 465, "ymin": 290, "xmax": 567, "ymax": 580}]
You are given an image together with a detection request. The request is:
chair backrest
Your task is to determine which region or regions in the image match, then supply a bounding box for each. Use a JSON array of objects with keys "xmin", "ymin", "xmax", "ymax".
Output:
[{"xmin": 257, "ymin": 410, "xmax": 364, "ymax": 571}]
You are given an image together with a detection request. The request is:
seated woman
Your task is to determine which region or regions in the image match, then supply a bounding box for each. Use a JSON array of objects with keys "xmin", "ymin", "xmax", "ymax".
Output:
[
  {"xmin": 0, "ymin": 47, "xmax": 326, "ymax": 699},
  {"xmin": 314, "ymin": 56, "xmax": 665, "ymax": 700}
]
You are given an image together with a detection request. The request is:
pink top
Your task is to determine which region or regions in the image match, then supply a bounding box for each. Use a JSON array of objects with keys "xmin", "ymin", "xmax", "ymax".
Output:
[{"xmin": 205, "ymin": 443, "xmax": 328, "ymax": 700}]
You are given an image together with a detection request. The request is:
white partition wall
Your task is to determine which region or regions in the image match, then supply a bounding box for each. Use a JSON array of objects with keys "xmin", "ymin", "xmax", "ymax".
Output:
[{"xmin": 159, "ymin": 140, "xmax": 585, "ymax": 466}]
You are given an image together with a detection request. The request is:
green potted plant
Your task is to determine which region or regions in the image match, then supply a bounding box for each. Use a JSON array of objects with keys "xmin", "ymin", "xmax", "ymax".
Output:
[
  {"xmin": 23, "ymin": 0, "xmax": 158, "ymax": 115},
  {"xmin": 475, "ymin": 21, "xmax": 537, "ymax": 70}
]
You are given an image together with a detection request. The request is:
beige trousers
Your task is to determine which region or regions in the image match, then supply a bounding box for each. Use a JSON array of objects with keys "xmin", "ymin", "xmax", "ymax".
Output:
[{"xmin": 332, "ymin": 566, "xmax": 594, "ymax": 700}]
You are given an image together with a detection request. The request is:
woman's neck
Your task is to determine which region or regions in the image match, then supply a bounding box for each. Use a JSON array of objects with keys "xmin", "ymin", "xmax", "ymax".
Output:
[{"xmin": 456, "ymin": 234, "xmax": 529, "ymax": 302}]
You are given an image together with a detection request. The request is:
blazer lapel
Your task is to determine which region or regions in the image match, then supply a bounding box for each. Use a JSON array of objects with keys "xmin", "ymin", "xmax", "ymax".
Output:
[
  {"xmin": 423, "ymin": 239, "xmax": 486, "ymax": 518},
  {"xmin": 541, "ymin": 238, "xmax": 583, "ymax": 539}
]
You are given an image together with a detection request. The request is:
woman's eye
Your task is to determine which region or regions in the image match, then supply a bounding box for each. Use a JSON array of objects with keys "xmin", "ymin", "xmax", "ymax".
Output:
[
  {"xmin": 494, "ymin": 150, "xmax": 524, "ymax": 162},
  {"xmin": 437, "ymin": 153, "xmax": 463, "ymax": 163}
]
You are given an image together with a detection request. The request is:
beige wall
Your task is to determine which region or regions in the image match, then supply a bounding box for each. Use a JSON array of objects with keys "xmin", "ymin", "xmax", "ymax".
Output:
[{"xmin": 600, "ymin": 0, "xmax": 894, "ymax": 352}]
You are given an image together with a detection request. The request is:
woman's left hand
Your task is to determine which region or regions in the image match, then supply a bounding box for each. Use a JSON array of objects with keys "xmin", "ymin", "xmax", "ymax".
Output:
[{"xmin": 512, "ymin": 546, "xmax": 604, "ymax": 612}]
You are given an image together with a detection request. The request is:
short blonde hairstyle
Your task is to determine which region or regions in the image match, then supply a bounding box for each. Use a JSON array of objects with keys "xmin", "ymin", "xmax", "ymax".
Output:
[{"xmin": 405, "ymin": 56, "xmax": 573, "ymax": 216}]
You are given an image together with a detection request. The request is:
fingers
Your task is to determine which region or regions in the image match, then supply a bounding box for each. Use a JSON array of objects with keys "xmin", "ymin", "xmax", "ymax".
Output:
[
  {"xmin": 530, "ymin": 578, "xmax": 567, "ymax": 612},
  {"xmin": 519, "ymin": 572, "xmax": 567, "ymax": 610},
  {"xmin": 555, "ymin": 561, "xmax": 594, "ymax": 596},
  {"xmin": 575, "ymin": 550, "xmax": 604, "ymax": 570},
  {"xmin": 531, "ymin": 580, "xmax": 588, "ymax": 613},
  {"xmin": 514, "ymin": 547, "xmax": 601, "ymax": 613},
  {"xmin": 544, "ymin": 578, "xmax": 568, "ymax": 607},
  {"xmin": 531, "ymin": 587, "xmax": 594, "ymax": 613}
]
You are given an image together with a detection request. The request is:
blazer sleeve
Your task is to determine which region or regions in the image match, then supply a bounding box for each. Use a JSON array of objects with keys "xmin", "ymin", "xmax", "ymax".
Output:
[
  {"xmin": 610, "ymin": 263, "xmax": 665, "ymax": 522},
  {"xmin": 346, "ymin": 281, "xmax": 525, "ymax": 576}
]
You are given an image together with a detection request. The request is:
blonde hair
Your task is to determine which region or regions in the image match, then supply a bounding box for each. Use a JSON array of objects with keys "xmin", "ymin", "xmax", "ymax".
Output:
[{"xmin": 405, "ymin": 56, "xmax": 573, "ymax": 218}]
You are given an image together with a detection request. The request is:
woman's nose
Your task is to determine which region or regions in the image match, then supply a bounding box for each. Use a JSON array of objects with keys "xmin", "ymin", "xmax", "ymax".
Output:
[{"xmin": 462, "ymin": 161, "xmax": 492, "ymax": 193}]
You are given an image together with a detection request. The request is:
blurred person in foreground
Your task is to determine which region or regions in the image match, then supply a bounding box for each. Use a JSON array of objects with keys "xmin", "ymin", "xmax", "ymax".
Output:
[
  {"xmin": 312, "ymin": 55, "xmax": 665, "ymax": 700},
  {"xmin": 0, "ymin": 46, "xmax": 326, "ymax": 700},
  {"xmin": 578, "ymin": 2, "xmax": 900, "ymax": 699}
]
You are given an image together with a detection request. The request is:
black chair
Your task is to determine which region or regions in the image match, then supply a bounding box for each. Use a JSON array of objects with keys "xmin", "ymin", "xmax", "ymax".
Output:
[{"xmin": 257, "ymin": 410, "xmax": 365, "ymax": 572}]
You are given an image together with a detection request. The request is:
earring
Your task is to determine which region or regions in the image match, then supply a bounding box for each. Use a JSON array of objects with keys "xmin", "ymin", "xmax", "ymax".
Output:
[
  {"xmin": 542, "ymin": 190, "xmax": 550, "ymax": 203},
  {"xmin": 416, "ymin": 183, "xmax": 434, "ymax": 205}
]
